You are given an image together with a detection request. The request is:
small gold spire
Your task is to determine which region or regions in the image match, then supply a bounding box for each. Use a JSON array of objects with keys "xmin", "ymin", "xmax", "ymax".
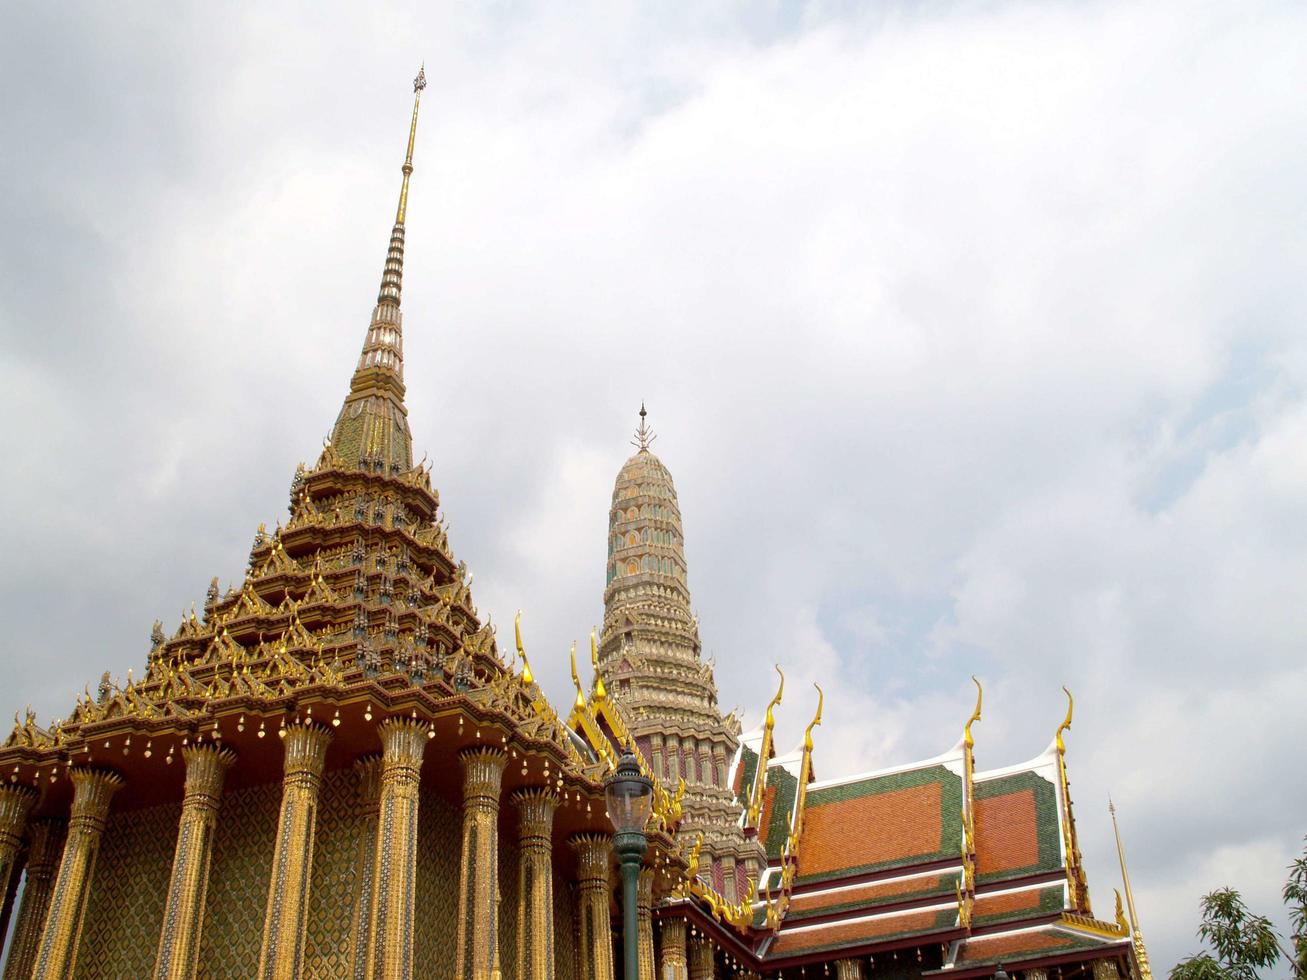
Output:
[
  {"xmin": 1110, "ymin": 798, "xmax": 1155, "ymax": 980},
  {"xmin": 589, "ymin": 630, "xmax": 607, "ymax": 700},
  {"xmin": 570, "ymin": 642, "xmax": 585, "ymax": 710},
  {"xmin": 631, "ymin": 403, "xmax": 656, "ymax": 453},
  {"xmin": 396, "ymin": 64, "xmax": 426, "ymax": 225},
  {"xmin": 803, "ymin": 683, "xmax": 824, "ymax": 752}
]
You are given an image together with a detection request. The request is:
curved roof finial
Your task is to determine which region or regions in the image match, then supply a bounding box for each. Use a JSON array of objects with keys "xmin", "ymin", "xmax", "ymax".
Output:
[
  {"xmin": 1055, "ymin": 686, "xmax": 1074, "ymax": 754},
  {"xmin": 514, "ymin": 610, "xmax": 534, "ymax": 686},
  {"xmin": 632, "ymin": 402, "xmax": 656, "ymax": 453},
  {"xmin": 964, "ymin": 675, "xmax": 983, "ymax": 747},
  {"xmin": 804, "ymin": 683, "xmax": 824, "ymax": 752}
]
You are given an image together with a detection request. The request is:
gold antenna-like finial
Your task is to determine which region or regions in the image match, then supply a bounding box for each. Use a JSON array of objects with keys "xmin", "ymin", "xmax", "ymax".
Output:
[
  {"xmin": 1055, "ymin": 686, "xmax": 1074, "ymax": 754},
  {"xmin": 964, "ymin": 675, "xmax": 983, "ymax": 747},
  {"xmin": 396, "ymin": 64, "xmax": 427, "ymax": 225},
  {"xmin": 632, "ymin": 403, "xmax": 656, "ymax": 452}
]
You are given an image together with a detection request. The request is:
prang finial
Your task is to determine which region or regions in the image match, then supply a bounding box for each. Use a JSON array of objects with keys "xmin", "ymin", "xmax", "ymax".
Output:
[
  {"xmin": 632, "ymin": 402, "xmax": 656, "ymax": 453},
  {"xmin": 396, "ymin": 64, "xmax": 426, "ymax": 225},
  {"xmin": 413, "ymin": 63, "xmax": 427, "ymax": 93}
]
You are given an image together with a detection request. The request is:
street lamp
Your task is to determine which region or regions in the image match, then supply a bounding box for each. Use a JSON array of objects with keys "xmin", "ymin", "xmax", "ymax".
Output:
[
  {"xmin": 605, "ymin": 750, "xmax": 654, "ymax": 980},
  {"xmin": 994, "ymin": 964, "xmax": 1010, "ymax": 980}
]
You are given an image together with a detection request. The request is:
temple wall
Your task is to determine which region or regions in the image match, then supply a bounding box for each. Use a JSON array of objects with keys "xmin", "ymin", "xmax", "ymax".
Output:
[
  {"xmin": 413, "ymin": 784, "xmax": 460, "ymax": 976},
  {"xmin": 303, "ymin": 768, "xmax": 365, "ymax": 976},
  {"xmin": 75, "ymin": 800, "xmax": 179, "ymax": 979},
  {"xmin": 197, "ymin": 780, "xmax": 281, "ymax": 978},
  {"xmin": 553, "ymin": 876, "xmax": 579, "ymax": 980}
]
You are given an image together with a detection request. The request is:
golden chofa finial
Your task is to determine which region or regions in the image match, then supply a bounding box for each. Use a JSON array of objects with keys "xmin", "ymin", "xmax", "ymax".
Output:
[
  {"xmin": 804, "ymin": 683, "xmax": 824, "ymax": 752},
  {"xmin": 1055, "ymin": 686, "xmax": 1074, "ymax": 754},
  {"xmin": 570, "ymin": 642, "xmax": 585, "ymax": 710},
  {"xmin": 964, "ymin": 675, "xmax": 982, "ymax": 748},
  {"xmin": 395, "ymin": 64, "xmax": 427, "ymax": 225},
  {"xmin": 514, "ymin": 610, "xmax": 534, "ymax": 686},
  {"xmin": 590, "ymin": 630, "xmax": 607, "ymax": 700},
  {"xmin": 765, "ymin": 665, "xmax": 785, "ymax": 728},
  {"xmin": 631, "ymin": 402, "xmax": 656, "ymax": 453}
]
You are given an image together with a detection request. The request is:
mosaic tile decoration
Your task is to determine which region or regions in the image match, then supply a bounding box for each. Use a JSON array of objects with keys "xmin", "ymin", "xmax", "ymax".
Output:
[
  {"xmin": 412, "ymin": 786, "xmax": 459, "ymax": 976},
  {"xmin": 197, "ymin": 781, "xmax": 280, "ymax": 979},
  {"xmin": 303, "ymin": 768, "xmax": 364, "ymax": 979},
  {"xmin": 74, "ymin": 800, "xmax": 180, "ymax": 980}
]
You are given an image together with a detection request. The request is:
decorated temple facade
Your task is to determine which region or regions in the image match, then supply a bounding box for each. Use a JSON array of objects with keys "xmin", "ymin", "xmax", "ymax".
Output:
[{"xmin": 0, "ymin": 75, "xmax": 1155, "ymax": 980}]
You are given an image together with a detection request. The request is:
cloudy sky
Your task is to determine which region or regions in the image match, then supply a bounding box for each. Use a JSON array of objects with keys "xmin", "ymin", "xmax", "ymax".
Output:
[{"xmin": 3, "ymin": 0, "xmax": 1306, "ymax": 973}]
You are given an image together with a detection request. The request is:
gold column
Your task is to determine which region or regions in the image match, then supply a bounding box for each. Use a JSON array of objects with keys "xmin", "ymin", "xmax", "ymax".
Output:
[
  {"xmin": 513, "ymin": 788, "xmax": 557, "ymax": 980},
  {"xmin": 637, "ymin": 868, "xmax": 656, "ymax": 980},
  {"xmin": 658, "ymin": 917, "xmax": 688, "ymax": 980},
  {"xmin": 154, "ymin": 745, "xmax": 236, "ymax": 980},
  {"xmin": 348, "ymin": 754, "xmax": 383, "ymax": 980},
  {"xmin": 837, "ymin": 958, "xmax": 866, "ymax": 980},
  {"xmin": 571, "ymin": 832, "xmax": 614, "ymax": 980},
  {"xmin": 4, "ymin": 818, "xmax": 66, "ymax": 980},
  {"xmin": 366, "ymin": 719, "xmax": 428, "ymax": 980},
  {"xmin": 32, "ymin": 767, "xmax": 124, "ymax": 980},
  {"xmin": 257, "ymin": 722, "xmax": 332, "ymax": 980},
  {"xmin": 0, "ymin": 786, "xmax": 36, "ymax": 920},
  {"xmin": 454, "ymin": 747, "xmax": 507, "ymax": 980},
  {"xmin": 688, "ymin": 934, "xmax": 714, "ymax": 980}
]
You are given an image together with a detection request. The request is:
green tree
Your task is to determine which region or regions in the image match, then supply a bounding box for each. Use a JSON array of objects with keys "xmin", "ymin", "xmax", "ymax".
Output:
[{"xmin": 1170, "ymin": 839, "xmax": 1307, "ymax": 980}]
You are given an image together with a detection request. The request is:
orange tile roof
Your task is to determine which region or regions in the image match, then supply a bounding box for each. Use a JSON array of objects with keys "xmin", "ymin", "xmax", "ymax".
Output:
[
  {"xmin": 973, "ymin": 771, "xmax": 1062, "ymax": 883},
  {"xmin": 972, "ymin": 885, "xmax": 1064, "ymax": 925},
  {"xmin": 955, "ymin": 928, "xmax": 1104, "ymax": 965},
  {"xmin": 799, "ymin": 782, "xmax": 943, "ymax": 880}
]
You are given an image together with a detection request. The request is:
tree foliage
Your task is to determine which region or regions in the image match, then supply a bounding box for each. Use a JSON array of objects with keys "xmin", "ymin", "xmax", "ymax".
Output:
[{"xmin": 1169, "ymin": 839, "xmax": 1307, "ymax": 980}]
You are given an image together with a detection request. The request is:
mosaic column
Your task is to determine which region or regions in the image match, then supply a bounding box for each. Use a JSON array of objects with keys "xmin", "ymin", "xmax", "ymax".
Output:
[
  {"xmin": 688, "ymin": 933, "xmax": 714, "ymax": 980},
  {"xmin": 658, "ymin": 917, "xmax": 688, "ymax": 980},
  {"xmin": 348, "ymin": 754, "xmax": 383, "ymax": 980},
  {"xmin": 366, "ymin": 719, "xmax": 428, "ymax": 980},
  {"xmin": 637, "ymin": 868, "xmax": 656, "ymax": 980},
  {"xmin": 32, "ymin": 767, "xmax": 124, "ymax": 980},
  {"xmin": 454, "ymin": 747, "xmax": 507, "ymax": 980},
  {"xmin": 836, "ymin": 958, "xmax": 866, "ymax": 980},
  {"xmin": 571, "ymin": 832, "xmax": 614, "ymax": 980},
  {"xmin": 154, "ymin": 744, "xmax": 236, "ymax": 980},
  {"xmin": 0, "ymin": 785, "xmax": 36, "ymax": 919},
  {"xmin": 513, "ymin": 788, "xmax": 557, "ymax": 980},
  {"xmin": 257, "ymin": 722, "xmax": 332, "ymax": 980},
  {"xmin": 4, "ymin": 818, "xmax": 66, "ymax": 980}
]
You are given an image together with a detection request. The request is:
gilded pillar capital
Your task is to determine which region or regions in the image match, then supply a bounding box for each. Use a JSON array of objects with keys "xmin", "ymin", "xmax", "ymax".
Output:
[
  {"xmin": 459, "ymin": 746, "xmax": 507, "ymax": 803},
  {"xmin": 836, "ymin": 957, "xmax": 866, "ymax": 980},
  {"xmin": 68, "ymin": 766, "xmax": 125, "ymax": 827},
  {"xmin": 281, "ymin": 722, "xmax": 332, "ymax": 780},
  {"xmin": 570, "ymin": 831, "xmax": 612, "ymax": 882},
  {"xmin": 512, "ymin": 787, "xmax": 558, "ymax": 844},
  {"xmin": 0, "ymin": 784, "xmax": 37, "ymax": 847},
  {"xmin": 659, "ymin": 917, "xmax": 689, "ymax": 980},
  {"xmin": 181, "ymin": 744, "xmax": 236, "ymax": 804},
  {"xmin": 688, "ymin": 933, "xmax": 714, "ymax": 980}
]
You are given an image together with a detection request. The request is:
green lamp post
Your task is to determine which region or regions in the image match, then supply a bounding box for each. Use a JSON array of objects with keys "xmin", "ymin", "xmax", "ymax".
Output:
[{"xmin": 605, "ymin": 749, "xmax": 654, "ymax": 980}]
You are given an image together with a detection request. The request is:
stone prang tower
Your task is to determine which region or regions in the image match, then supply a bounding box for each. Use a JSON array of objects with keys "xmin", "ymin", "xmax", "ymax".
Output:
[{"xmin": 599, "ymin": 407, "xmax": 765, "ymax": 897}]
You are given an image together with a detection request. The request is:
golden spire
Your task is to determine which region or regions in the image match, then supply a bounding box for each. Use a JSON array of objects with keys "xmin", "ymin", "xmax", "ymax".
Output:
[
  {"xmin": 331, "ymin": 68, "xmax": 428, "ymax": 472},
  {"xmin": 570, "ymin": 642, "xmax": 586, "ymax": 710},
  {"xmin": 1110, "ymin": 798, "xmax": 1155, "ymax": 980},
  {"xmin": 631, "ymin": 403, "xmax": 656, "ymax": 453},
  {"xmin": 396, "ymin": 64, "xmax": 426, "ymax": 226},
  {"xmin": 1055, "ymin": 685, "xmax": 1074, "ymax": 754},
  {"xmin": 589, "ymin": 630, "xmax": 607, "ymax": 700}
]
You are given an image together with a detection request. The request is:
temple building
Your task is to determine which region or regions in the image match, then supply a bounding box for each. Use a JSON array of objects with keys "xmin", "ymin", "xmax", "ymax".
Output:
[{"xmin": 0, "ymin": 74, "xmax": 1154, "ymax": 980}]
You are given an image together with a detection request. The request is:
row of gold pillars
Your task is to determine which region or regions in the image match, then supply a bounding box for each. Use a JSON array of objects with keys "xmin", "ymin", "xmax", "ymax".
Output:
[
  {"xmin": 656, "ymin": 919, "xmax": 866, "ymax": 980},
  {"xmin": 0, "ymin": 720, "xmax": 665, "ymax": 980}
]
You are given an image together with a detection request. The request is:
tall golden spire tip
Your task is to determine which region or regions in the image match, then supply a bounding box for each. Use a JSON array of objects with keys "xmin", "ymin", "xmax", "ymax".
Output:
[{"xmin": 632, "ymin": 403, "xmax": 656, "ymax": 452}]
